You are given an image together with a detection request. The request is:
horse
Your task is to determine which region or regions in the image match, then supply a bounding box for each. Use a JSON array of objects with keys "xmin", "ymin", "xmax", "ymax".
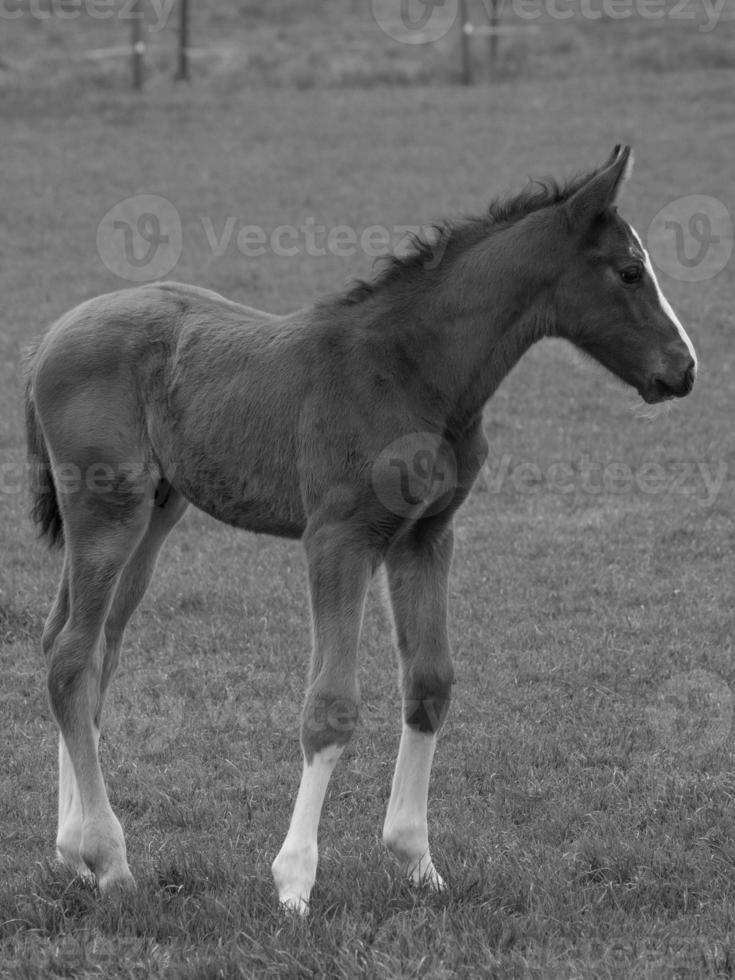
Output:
[{"xmin": 24, "ymin": 145, "xmax": 696, "ymax": 913}]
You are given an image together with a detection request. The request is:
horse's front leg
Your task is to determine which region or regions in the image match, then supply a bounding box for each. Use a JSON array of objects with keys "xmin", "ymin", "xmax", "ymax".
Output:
[
  {"xmin": 272, "ymin": 518, "xmax": 375, "ymax": 913},
  {"xmin": 382, "ymin": 521, "xmax": 455, "ymax": 889}
]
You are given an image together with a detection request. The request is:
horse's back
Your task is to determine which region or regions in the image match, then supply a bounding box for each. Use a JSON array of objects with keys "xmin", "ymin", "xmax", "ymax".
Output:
[
  {"xmin": 27, "ymin": 279, "xmax": 427, "ymax": 540},
  {"xmin": 35, "ymin": 281, "xmax": 279, "ymax": 366}
]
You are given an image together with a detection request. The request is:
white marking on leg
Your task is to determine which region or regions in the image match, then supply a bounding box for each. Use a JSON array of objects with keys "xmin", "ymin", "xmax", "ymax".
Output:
[
  {"xmin": 272, "ymin": 744, "xmax": 344, "ymax": 914},
  {"xmin": 629, "ymin": 224, "xmax": 698, "ymax": 370},
  {"xmin": 56, "ymin": 733, "xmax": 89, "ymax": 876},
  {"xmin": 63, "ymin": 719, "xmax": 134, "ymax": 895},
  {"xmin": 383, "ymin": 725, "xmax": 444, "ymax": 889}
]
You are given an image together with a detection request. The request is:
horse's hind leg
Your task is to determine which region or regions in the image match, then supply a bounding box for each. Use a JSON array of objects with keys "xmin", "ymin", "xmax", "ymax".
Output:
[
  {"xmin": 53, "ymin": 486, "xmax": 187, "ymax": 878},
  {"xmin": 40, "ymin": 557, "xmax": 87, "ymax": 874},
  {"xmin": 99, "ymin": 485, "xmax": 188, "ymax": 719},
  {"xmin": 382, "ymin": 521, "xmax": 455, "ymax": 889},
  {"xmin": 46, "ymin": 487, "xmax": 152, "ymax": 895}
]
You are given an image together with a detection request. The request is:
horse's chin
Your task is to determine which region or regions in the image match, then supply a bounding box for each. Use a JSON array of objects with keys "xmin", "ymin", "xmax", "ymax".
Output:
[
  {"xmin": 639, "ymin": 388, "xmax": 675, "ymax": 405},
  {"xmin": 637, "ymin": 377, "xmax": 678, "ymax": 405}
]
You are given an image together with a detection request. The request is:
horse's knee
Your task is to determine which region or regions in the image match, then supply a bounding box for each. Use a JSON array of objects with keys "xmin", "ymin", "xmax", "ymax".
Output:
[
  {"xmin": 301, "ymin": 685, "xmax": 360, "ymax": 762},
  {"xmin": 403, "ymin": 660, "xmax": 455, "ymax": 734}
]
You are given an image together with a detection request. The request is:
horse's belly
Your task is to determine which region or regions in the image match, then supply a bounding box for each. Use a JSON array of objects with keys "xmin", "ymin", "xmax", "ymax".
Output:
[{"xmin": 171, "ymin": 463, "xmax": 306, "ymax": 539}]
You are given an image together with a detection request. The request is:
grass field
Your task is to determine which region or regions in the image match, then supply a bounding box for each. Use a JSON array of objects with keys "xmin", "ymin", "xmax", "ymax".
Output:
[{"xmin": 2, "ymin": 5, "xmax": 735, "ymax": 978}]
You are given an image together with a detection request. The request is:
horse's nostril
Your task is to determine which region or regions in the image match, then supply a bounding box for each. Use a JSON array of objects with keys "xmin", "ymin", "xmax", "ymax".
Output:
[
  {"xmin": 653, "ymin": 361, "xmax": 695, "ymax": 400},
  {"xmin": 653, "ymin": 377, "xmax": 676, "ymax": 399}
]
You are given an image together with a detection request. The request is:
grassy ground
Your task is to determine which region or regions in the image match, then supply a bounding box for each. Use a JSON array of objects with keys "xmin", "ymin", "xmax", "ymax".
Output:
[{"xmin": 2, "ymin": 9, "xmax": 735, "ymax": 978}]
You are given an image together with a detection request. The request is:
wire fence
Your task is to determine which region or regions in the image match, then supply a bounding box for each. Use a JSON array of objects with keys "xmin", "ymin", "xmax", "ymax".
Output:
[{"xmin": 1, "ymin": 0, "xmax": 734, "ymax": 93}]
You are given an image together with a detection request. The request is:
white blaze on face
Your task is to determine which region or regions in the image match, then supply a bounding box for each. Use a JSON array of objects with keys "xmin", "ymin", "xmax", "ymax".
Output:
[{"xmin": 628, "ymin": 224, "xmax": 698, "ymax": 372}]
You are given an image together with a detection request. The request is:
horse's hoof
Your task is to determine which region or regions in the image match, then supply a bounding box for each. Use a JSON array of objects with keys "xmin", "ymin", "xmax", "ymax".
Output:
[
  {"xmin": 272, "ymin": 845, "xmax": 316, "ymax": 917},
  {"xmin": 97, "ymin": 868, "xmax": 137, "ymax": 898},
  {"xmin": 56, "ymin": 846, "xmax": 92, "ymax": 880},
  {"xmin": 419, "ymin": 867, "xmax": 446, "ymax": 892},
  {"xmin": 278, "ymin": 895, "xmax": 310, "ymax": 916}
]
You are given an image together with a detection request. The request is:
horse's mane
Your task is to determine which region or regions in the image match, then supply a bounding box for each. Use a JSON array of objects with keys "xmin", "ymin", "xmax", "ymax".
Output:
[{"xmin": 338, "ymin": 164, "xmax": 600, "ymax": 306}]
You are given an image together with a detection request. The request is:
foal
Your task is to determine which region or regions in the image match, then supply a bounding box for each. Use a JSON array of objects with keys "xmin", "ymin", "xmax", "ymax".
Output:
[{"xmin": 25, "ymin": 146, "xmax": 696, "ymax": 911}]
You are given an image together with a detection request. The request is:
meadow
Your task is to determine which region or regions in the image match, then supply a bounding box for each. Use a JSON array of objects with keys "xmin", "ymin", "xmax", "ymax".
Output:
[{"xmin": 2, "ymin": 4, "xmax": 735, "ymax": 978}]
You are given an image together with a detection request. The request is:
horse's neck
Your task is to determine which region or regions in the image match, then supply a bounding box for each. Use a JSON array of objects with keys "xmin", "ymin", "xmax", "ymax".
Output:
[{"xmin": 398, "ymin": 236, "xmax": 554, "ymax": 429}]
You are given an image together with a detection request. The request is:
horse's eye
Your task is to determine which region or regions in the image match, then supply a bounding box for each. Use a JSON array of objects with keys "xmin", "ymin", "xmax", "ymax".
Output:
[{"xmin": 620, "ymin": 265, "xmax": 643, "ymax": 285}]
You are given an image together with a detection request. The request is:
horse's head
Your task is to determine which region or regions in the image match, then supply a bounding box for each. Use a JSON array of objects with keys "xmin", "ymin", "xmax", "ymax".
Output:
[{"xmin": 553, "ymin": 145, "xmax": 696, "ymax": 404}]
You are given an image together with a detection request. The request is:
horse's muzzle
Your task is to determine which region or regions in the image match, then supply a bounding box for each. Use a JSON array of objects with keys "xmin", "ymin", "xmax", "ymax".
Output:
[{"xmin": 646, "ymin": 359, "xmax": 696, "ymax": 402}]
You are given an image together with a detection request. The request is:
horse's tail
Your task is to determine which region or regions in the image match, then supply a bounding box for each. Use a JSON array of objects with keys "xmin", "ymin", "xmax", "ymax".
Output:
[{"xmin": 23, "ymin": 348, "xmax": 64, "ymax": 549}]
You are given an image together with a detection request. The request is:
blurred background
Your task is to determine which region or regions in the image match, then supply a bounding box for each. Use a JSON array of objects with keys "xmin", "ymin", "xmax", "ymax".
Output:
[{"xmin": 3, "ymin": 0, "xmax": 735, "ymax": 90}]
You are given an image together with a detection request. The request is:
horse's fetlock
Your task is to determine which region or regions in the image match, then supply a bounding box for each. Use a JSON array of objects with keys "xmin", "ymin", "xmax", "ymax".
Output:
[
  {"xmin": 56, "ymin": 830, "xmax": 85, "ymax": 873},
  {"xmin": 272, "ymin": 842, "xmax": 318, "ymax": 910},
  {"xmin": 383, "ymin": 820, "xmax": 428, "ymax": 866},
  {"xmin": 80, "ymin": 819, "xmax": 127, "ymax": 880}
]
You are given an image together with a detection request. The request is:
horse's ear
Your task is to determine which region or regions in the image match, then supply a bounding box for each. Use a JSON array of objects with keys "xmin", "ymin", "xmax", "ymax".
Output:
[{"xmin": 563, "ymin": 145, "xmax": 634, "ymax": 229}]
